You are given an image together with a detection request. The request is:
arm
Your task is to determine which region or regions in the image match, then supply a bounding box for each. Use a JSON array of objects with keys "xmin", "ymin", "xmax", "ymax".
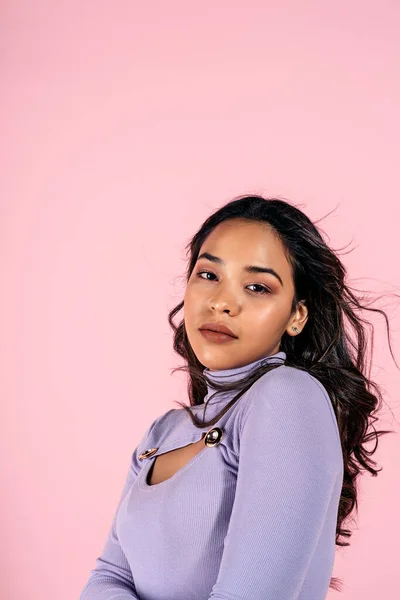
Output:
[
  {"xmin": 79, "ymin": 420, "xmax": 157, "ymax": 600},
  {"xmin": 208, "ymin": 366, "xmax": 343, "ymax": 600}
]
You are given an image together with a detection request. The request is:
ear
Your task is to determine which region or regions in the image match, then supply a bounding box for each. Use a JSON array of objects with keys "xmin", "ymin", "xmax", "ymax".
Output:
[{"xmin": 286, "ymin": 300, "xmax": 308, "ymax": 337}]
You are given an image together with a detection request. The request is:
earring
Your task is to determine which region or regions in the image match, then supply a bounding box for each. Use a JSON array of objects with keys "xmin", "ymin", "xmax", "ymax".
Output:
[{"xmin": 292, "ymin": 326, "xmax": 299, "ymax": 333}]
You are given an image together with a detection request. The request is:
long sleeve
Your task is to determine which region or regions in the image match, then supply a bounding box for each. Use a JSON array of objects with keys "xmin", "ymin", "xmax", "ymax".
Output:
[
  {"xmin": 79, "ymin": 419, "xmax": 156, "ymax": 600},
  {"xmin": 208, "ymin": 367, "xmax": 343, "ymax": 600}
]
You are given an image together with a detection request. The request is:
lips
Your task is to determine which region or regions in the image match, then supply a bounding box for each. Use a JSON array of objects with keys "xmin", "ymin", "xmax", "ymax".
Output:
[{"xmin": 199, "ymin": 322, "xmax": 238, "ymax": 338}]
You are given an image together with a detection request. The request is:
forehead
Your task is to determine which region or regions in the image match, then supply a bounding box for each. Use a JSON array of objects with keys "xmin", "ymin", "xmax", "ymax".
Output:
[{"xmin": 199, "ymin": 219, "xmax": 290, "ymax": 270}]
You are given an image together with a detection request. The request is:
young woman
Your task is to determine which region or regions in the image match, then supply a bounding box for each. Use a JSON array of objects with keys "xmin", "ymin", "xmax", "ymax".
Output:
[{"xmin": 80, "ymin": 195, "xmax": 394, "ymax": 600}]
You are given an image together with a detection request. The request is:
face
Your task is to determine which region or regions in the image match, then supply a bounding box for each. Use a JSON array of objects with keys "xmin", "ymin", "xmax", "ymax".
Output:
[{"xmin": 183, "ymin": 218, "xmax": 308, "ymax": 371}]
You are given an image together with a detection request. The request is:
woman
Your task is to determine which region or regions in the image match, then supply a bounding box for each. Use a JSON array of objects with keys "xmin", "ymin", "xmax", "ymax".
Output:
[{"xmin": 79, "ymin": 195, "xmax": 394, "ymax": 600}]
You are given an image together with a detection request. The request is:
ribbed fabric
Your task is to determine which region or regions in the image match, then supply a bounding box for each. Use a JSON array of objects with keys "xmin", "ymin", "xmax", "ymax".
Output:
[{"xmin": 79, "ymin": 351, "xmax": 343, "ymax": 600}]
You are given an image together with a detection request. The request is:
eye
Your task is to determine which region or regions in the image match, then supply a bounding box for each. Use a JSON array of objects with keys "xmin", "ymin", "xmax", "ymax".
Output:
[
  {"xmin": 195, "ymin": 271, "xmax": 271, "ymax": 294},
  {"xmin": 196, "ymin": 270, "xmax": 217, "ymax": 281},
  {"xmin": 247, "ymin": 283, "xmax": 271, "ymax": 295}
]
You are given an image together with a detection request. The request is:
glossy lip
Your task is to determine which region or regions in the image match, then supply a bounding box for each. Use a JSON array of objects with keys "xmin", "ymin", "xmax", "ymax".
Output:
[{"xmin": 198, "ymin": 322, "xmax": 238, "ymax": 338}]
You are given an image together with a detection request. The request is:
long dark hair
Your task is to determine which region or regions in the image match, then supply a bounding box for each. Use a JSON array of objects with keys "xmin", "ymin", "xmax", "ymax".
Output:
[{"xmin": 167, "ymin": 194, "xmax": 397, "ymax": 593}]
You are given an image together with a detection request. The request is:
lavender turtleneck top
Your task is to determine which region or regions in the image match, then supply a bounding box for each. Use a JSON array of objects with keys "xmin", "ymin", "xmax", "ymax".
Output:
[{"xmin": 79, "ymin": 351, "xmax": 343, "ymax": 600}]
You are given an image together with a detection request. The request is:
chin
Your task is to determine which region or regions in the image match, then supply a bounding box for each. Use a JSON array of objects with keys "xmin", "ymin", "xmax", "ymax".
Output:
[
  {"xmin": 189, "ymin": 347, "xmax": 223, "ymax": 370},
  {"xmin": 201, "ymin": 357, "xmax": 225, "ymax": 370},
  {"xmin": 196, "ymin": 350, "xmax": 238, "ymax": 371},
  {"xmin": 188, "ymin": 332, "xmax": 239, "ymax": 370}
]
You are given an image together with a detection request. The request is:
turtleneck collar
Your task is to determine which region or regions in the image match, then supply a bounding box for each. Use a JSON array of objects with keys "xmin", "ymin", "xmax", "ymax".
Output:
[{"xmin": 201, "ymin": 350, "xmax": 286, "ymax": 407}]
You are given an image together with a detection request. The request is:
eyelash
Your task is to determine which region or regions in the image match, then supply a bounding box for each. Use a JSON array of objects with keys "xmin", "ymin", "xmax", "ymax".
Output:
[{"xmin": 195, "ymin": 270, "xmax": 271, "ymax": 295}]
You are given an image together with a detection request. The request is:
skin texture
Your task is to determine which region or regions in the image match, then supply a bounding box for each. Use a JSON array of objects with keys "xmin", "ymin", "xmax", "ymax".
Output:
[{"xmin": 183, "ymin": 218, "xmax": 308, "ymax": 371}]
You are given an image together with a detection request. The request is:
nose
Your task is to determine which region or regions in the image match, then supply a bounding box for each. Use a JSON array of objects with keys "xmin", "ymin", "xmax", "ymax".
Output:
[{"xmin": 210, "ymin": 288, "xmax": 240, "ymax": 315}]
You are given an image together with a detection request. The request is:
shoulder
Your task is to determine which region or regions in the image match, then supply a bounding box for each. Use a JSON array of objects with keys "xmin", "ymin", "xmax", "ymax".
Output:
[
  {"xmin": 131, "ymin": 407, "xmax": 178, "ymax": 472},
  {"xmin": 245, "ymin": 365, "xmax": 341, "ymax": 446},
  {"xmin": 241, "ymin": 365, "xmax": 343, "ymax": 478},
  {"xmin": 134, "ymin": 408, "xmax": 177, "ymax": 454}
]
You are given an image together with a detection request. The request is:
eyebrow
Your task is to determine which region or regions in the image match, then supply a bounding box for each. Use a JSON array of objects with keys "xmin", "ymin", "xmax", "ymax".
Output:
[{"xmin": 197, "ymin": 252, "xmax": 284, "ymax": 287}]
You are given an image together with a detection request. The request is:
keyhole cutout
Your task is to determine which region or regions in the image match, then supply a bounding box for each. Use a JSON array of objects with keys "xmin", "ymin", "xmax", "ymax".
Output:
[{"xmin": 146, "ymin": 433, "xmax": 208, "ymax": 486}]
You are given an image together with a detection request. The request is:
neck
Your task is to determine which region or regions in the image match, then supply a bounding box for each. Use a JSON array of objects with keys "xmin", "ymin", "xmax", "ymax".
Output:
[{"xmin": 202, "ymin": 350, "xmax": 286, "ymax": 407}]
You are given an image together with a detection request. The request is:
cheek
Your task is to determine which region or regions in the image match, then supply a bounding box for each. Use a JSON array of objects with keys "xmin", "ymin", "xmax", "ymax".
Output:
[
  {"xmin": 185, "ymin": 281, "xmax": 203, "ymax": 303},
  {"xmin": 183, "ymin": 286, "xmax": 198, "ymax": 319},
  {"xmin": 246, "ymin": 304, "xmax": 283, "ymax": 332}
]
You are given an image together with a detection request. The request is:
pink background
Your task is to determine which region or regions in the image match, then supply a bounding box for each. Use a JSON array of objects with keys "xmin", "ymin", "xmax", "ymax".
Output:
[{"xmin": 1, "ymin": 1, "xmax": 400, "ymax": 598}]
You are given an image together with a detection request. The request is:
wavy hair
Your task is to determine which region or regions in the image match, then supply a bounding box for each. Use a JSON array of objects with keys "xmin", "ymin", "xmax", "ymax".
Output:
[{"xmin": 167, "ymin": 194, "xmax": 397, "ymax": 592}]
